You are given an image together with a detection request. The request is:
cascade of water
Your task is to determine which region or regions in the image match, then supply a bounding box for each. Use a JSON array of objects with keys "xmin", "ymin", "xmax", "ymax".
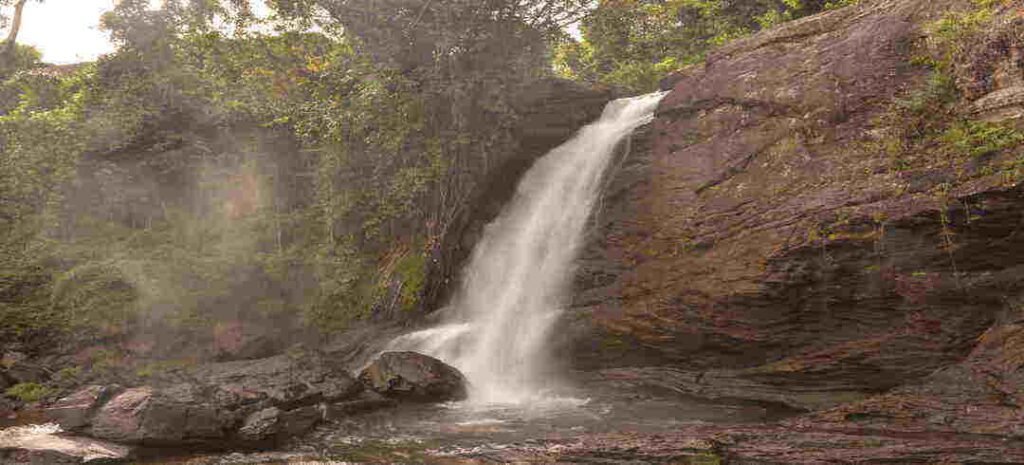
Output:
[{"xmin": 390, "ymin": 92, "xmax": 667, "ymax": 405}]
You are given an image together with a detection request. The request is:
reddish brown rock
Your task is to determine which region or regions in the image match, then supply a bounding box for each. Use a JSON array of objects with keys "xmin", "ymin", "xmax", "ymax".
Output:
[
  {"xmin": 568, "ymin": 0, "xmax": 1023, "ymax": 410},
  {"xmin": 556, "ymin": 4, "xmax": 1024, "ymax": 462}
]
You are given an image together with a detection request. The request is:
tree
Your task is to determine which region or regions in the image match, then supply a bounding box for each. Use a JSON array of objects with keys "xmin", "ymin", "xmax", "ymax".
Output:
[
  {"xmin": 555, "ymin": 0, "xmax": 848, "ymax": 92},
  {"xmin": 0, "ymin": 0, "xmax": 38, "ymax": 72}
]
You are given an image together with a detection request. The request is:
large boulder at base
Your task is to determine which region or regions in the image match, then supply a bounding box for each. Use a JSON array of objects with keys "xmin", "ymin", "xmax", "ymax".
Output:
[
  {"xmin": 358, "ymin": 352, "xmax": 467, "ymax": 402},
  {"xmin": 44, "ymin": 385, "xmax": 123, "ymax": 432},
  {"xmin": 89, "ymin": 385, "xmax": 231, "ymax": 445},
  {"xmin": 41, "ymin": 354, "xmax": 369, "ymax": 446},
  {"xmin": 0, "ymin": 424, "xmax": 130, "ymax": 464}
]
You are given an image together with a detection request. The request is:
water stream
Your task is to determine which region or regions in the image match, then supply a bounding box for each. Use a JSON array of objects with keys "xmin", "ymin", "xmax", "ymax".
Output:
[{"xmin": 391, "ymin": 92, "xmax": 667, "ymax": 405}]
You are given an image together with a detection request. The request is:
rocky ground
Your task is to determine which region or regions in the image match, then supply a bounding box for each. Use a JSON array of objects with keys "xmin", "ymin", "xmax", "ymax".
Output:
[{"xmin": 1, "ymin": 351, "xmax": 467, "ymax": 464}]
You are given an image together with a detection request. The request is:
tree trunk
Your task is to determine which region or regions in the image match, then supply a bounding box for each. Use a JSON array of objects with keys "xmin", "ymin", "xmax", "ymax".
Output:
[{"xmin": 1, "ymin": 0, "xmax": 28, "ymax": 69}]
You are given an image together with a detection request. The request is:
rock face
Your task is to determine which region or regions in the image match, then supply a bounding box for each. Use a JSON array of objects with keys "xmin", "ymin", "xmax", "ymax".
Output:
[
  {"xmin": 2, "ymin": 353, "xmax": 49, "ymax": 386},
  {"xmin": 359, "ymin": 352, "xmax": 468, "ymax": 402},
  {"xmin": 560, "ymin": 0, "xmax": 1024, "ymax": 459}
]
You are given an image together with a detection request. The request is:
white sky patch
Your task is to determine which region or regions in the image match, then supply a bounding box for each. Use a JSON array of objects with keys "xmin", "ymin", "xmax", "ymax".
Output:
[
  {"xmin": 17, "ymin": 0, "xmax": 117, "ymax": 64},
  {"xmin": 12, "ymin": 0, "xmax": 271, "ymax": 65}
]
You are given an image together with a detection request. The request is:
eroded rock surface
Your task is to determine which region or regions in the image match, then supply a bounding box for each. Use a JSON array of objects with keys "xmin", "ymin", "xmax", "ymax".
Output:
[{"xmin": 564, "ymin": 0, "xmax": 1024, "ymax": 459}]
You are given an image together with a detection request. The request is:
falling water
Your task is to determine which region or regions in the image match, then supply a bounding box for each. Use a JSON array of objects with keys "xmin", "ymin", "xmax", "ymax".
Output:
[{"xmin": 391, "ymin": 92, "xmax": 667, "ymax": 405}]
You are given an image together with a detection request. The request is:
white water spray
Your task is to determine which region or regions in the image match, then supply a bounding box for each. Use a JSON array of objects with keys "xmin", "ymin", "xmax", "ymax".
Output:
[{"xmin": 391, "ymin": 92, "xmax": 666, "ymax": 405}]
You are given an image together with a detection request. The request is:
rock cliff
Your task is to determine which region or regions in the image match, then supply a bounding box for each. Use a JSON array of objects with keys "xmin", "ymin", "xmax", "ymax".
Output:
[{"xmin": 565, "ymin": 0, "xmax": 1024, "ymax": 459}]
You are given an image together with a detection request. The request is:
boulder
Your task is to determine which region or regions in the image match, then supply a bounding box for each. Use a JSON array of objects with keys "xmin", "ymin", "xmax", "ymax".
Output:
[
  {"xmin": 44, "ymin": 385, "xmax": 123, "ymax": 432},
  {"xmin": 35, "ymin": 354, "xmax": 371, "ymax": 447},
  {"xmin": 193, "ymin": 354, "xmax": 363, "ymax": 410},
  {"xmin": 358, "ymin": 352, "xmax": 467, "ymax": 402},
  {"xmin": 89, "ymin": 385, "xmax": 232, "ymax": 445}
]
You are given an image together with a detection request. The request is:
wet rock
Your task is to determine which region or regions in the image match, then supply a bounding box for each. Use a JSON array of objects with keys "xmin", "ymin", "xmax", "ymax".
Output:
[
  {"xmin": 193, "ymin": 354, "xmax": 362, "ymax": 410},
  {"xmin": 237, "ymin": 405, "xmax": 322, "ymax": 442},
  {"xmin": 359, "ymin": 351, "xmax": 467, "ymax": 402},
  {"xmin": 323, "ymin": 391, "xmax": 397, "ymax": 420},
  {"xmin": 277, "ymin": 405, "xmax": 321, "ymax": 438},
  {"xmin": 44, "ymin": 385, "xmax": 123, "ymax": 432},
  {"xmin": 35, "ymin": 354, "xmax": 374, "ymax": 447},
  {"xmin": 0, "ymin": 424, "xmax": 130, "ymax": 464},
  {"xmin": 89, "ymin": 385, "xmax": 231, "ymax": 445},
  {"xmin": 89, "ymin": 387, "xmax": 178, "ymax": 444},
  {"xmin": 237, "ymin": 407, "xmax": 280, "ymax": 442},
  {"xmin": 593, "ymin": 366, "xmax": 861, "ymax": 412}
]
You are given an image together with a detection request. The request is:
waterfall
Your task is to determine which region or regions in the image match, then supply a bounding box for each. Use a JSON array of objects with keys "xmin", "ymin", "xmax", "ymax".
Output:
[{"xmin": 391, "ymin": 92, "xmax": 667, "ymax": 405}]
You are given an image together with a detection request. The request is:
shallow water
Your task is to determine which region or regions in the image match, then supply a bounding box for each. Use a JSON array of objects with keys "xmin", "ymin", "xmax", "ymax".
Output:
[{"xmin": 131, "ymin": 386, "xmax": 771, "ymax": 464}]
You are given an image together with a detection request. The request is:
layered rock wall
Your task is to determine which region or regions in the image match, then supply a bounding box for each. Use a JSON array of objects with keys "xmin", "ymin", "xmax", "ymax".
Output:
[{"xmin": 568, "ymin": 0, "xmax": 1024, "ymax": 427}]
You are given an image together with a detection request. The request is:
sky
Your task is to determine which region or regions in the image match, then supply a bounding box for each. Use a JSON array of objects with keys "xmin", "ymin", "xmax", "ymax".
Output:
[
  {"xmin": 13, "ymin": 0, "xmax": 270, "ymax": 65},
  {"xmin": 14, "ymin": 0, "xmax": 127, "ymax": 64}
]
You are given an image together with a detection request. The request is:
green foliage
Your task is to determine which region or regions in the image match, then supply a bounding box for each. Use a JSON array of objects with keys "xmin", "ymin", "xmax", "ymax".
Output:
[
  {"xmin": 755, "ymin": 0, "xmax": 802, "ymax": 29},
  {"xmin": 823, "ymin": 0, "xmax": 859, "ymax": 10},
  {"xmin": 394, "ymin": 251, "xmax": 427, "ymax": 313},
  {"xmin": 53, "ymin": 366, "xmax": 81, "ymax": 384},
  {"xmin": 941, "ymin": 121, "xmax": 1024, "ymax": 159},
  {"xmin": 554, "ymin": 0, "xmax": 833, "ymax": 92},
  {"xmin": 4, "ymin": 382, "xmax": 52, "ymax": 403},
  {"xmin": 927, "ymin": 5, "xmax": 995, "ymax": 66},
  {"xmin": 863, "ymin": 0, "xmax": 1023, "ymax": 183},
  {"xmin": 51, "ymin": 261, "xmax": 137, "ymax": 332}
]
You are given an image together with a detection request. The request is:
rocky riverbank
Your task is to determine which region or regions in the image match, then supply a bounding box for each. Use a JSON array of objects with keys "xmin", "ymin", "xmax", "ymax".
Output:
[{"xmin": 1, "ymin": 351, "xmax": 466, "ymax": 463}]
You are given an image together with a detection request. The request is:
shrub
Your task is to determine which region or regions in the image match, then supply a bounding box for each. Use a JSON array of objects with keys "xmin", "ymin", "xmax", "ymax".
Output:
[
  {"xmin": 4, "ymin": 382, "xmax": 53, "ymax": 403},
  {"xmin": 941, "ymin": 120, "xmax": 1024, "ymax": 159}
]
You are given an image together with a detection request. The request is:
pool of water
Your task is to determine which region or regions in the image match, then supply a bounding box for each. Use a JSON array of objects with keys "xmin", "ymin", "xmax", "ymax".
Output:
[
  {"xmin": 4, "ymin": 384, "xmax": 775, "ymax": 464},
  {"xmin": 230, "ymin": 388, "xmax": 769, "ymax": 464}
]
